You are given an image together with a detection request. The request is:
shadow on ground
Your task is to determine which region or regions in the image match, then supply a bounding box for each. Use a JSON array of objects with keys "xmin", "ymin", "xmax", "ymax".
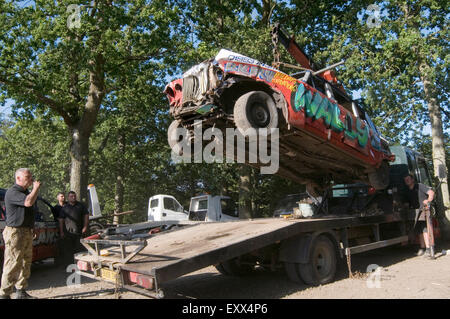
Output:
[
  {"xmin": 24, "ymin": 240, "xmax": 450, "ymax": 299},
  {"xmin": 161, "ymin": 239, "xmax": 450, "ymax": 299}
]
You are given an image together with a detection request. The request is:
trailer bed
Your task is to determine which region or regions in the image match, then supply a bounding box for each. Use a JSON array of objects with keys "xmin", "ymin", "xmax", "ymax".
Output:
[{"xmin": 76, "ymin": 214, "xmax": 403, "ymax": 284}]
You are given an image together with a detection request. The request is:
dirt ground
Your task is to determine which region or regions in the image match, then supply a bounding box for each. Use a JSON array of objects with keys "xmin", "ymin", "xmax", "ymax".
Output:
[{"xmin": 24, "ymin": 240, "xmax": 450, "ymax": 300}]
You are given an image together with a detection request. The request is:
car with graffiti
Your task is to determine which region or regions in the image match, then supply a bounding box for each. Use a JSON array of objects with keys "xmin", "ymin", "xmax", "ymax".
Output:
[
  {"xmin": 0, "ymin": 188, "xmax": 59, "ymax": 266},
  {"xmin": 165, "ymin": 29, "xmax": 394, "ymax": 193}
]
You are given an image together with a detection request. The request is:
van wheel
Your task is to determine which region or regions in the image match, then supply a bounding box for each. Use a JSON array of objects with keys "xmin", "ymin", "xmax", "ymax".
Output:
[
  {"xmin": 368, "ymin": 160, "xmax": 390, "ymax": 190},
  {"xmin": 233, "ymin": 91, "xmax": 278, "ymax": 134},
  {"xmin": 298, "ymin": 235, "xmax": 337, "ymax": 285},
  {"xmin": 215, "ymin": 258, "xmax": 254, "ymax": 276}
]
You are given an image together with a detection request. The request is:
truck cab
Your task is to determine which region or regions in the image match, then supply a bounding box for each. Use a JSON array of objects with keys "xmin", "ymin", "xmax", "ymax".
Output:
[
  {"xmin": 147, "ymin": 195, "xmax": 188, "ymax": 222},
  {"xmin": 189, "ymin": 195, "xmax": 239, "ymax": 222},
  {"xmin": 389, "ymin": 145, "xmax": 433, "ymax": 188}
]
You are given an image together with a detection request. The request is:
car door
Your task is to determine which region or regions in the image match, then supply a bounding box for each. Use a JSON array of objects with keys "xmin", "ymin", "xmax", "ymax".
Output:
[
  {"xmin": 163, "ymin": 196, "xmax": 188, "ymax": 221},
  {"xmin": 148, "ymin": 197, "xmax": 160, "ymax": 221}
]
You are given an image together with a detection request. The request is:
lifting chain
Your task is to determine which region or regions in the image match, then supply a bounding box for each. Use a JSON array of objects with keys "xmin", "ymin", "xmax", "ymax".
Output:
[
  {"xmin": 271, "ymin": 26, "xmax": 280, "ymax": 68},
  {"xmin": 346, "ymin": 248, "xmax": 354, "ymax": 279},
  {"xmin": 112, "ymin": 263, "xmax": 122, "ymax": 299}
]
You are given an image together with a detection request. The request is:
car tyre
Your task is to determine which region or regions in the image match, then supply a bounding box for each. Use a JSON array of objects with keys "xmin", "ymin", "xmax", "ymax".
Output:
[{"xmin": 233, "ymin": 91, "xmax": 278, "ymax": 135}]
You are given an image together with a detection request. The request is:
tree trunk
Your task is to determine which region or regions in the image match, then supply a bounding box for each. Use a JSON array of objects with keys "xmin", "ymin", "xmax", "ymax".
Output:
[
  {"xmin": 261, "ymin": 0, "xmax": 273, "ymax": 26},
  {"xmin": 421, "ymin": 66, "xmax": 450, "ymax": 234},
  {"xmin": 69, "ymin": 126, "xmax": 90, "ymax": 204},
  {"xmin": 239, "ymin": 165, "xmax": 252, "ymax": 219},
  {"xmin": 113, "ymin": 132, "xmax": 126, "ymax": 225},
  {"xmin": 69, "ymin": 55, "xmax": 105, "ymax": 205}
]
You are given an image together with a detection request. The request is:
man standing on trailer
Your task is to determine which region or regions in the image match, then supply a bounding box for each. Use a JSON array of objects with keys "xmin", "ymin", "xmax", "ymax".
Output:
[
  {"xmin": 404, "ymin": 174, "xmax": 435, "ymax": 257},
  {"xmin": 0, "ymin": 168, "xmax": 40, "ymax": 299},
  {"xmin": 58, "ymin": 191, "xmax": 89, "ymax": 264}
]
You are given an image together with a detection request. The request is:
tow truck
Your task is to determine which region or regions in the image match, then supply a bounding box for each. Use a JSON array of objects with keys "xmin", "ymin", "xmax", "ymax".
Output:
[
  {"xmin": 74, "ymin": 26, "xmax": 442, "ymax": 298},
  {"xmin": 74, "ymin": 147, "xmax": 441, "ymax": 299}
]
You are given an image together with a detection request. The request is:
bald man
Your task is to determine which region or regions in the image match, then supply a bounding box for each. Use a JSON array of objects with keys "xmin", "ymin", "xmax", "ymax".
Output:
[{"xmin": 0, "ymin": 168, "xmax": 41, "ymax": 299}]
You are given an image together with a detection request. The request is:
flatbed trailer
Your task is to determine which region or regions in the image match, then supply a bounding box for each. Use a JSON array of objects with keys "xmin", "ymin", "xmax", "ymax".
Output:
[{"xmin": 75, "ymin": 211, "xmax": 417, "ymax": 298}]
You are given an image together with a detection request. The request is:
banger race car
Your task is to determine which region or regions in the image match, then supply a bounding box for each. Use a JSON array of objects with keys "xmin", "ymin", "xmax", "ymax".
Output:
[
  {"xmin": 165, "ymin": 29, "xmax": 394, "ymax": 193},
  {"xmin": 0, "ymin": 188, "xmax": 59, "ymax": 265}
]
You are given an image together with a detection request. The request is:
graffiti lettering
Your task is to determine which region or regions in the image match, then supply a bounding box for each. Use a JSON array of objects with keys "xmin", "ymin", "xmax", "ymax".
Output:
[
  {"xmin": 370, "ymin": 129, "xmax": 382, "ymax": 150},
  {"xmin": 272, "ymin": 73, "xmax": 297, "ymax": 91},
  {"xmin": 33, "ymin": 227, "xmax": 58, "ymax": 246},
  {"xmin": 257, "ymin": 68, "xmax": 275, "ymax": 82},
  {"xmin": 224, "ymin": 62, "xmax": 275, "ymax": 82},
  {"xmin": 294, "ymin": 83, "xmax": 344, "ymax": 132},
  {"xmin": 228, "ymin": 54, "xmax": 255, "ymax": 65},
  {"xmin": 356, "ymin": 118, "xmax": 369, "ymax": 148},
  {"xmin": 293, "ymin": 83, "xmax": 370, "ymax": 144}
]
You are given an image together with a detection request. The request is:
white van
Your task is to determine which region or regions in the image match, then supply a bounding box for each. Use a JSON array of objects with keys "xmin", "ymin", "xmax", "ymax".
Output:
[
  {"xmin": 147, "ymin": 195, "xmax": 189, "ymax": 221},
  {"xmin": 189, "ymin": 195, "xmax": 239, "ymax": 222}
]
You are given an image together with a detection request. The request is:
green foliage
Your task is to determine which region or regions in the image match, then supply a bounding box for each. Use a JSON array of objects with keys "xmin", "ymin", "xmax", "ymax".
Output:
[
  {"xmin": 0, "ymin": 1, "xmax": 447, "ymax": 222},
  {"xmin": 319, "ymin": 0, "xmax": 448, "ymax": 141},
  {"xmin": 0, "ymin": 116, "xmax": 70, "ymax": 201}
]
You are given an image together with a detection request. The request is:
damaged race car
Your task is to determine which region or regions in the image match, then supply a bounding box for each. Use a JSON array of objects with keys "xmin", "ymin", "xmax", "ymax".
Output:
[{"xmin": 164, "ymin": 26, "xmax": 394, "ymax": 193}]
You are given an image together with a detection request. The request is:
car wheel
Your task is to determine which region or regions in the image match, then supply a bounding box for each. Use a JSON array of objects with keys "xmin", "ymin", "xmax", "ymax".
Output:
[{"xmin": 233, "ymin": 91, "xmax": 278, "ymax": 135}]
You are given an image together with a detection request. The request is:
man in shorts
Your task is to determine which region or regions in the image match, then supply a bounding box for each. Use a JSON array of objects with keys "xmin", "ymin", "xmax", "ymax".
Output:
[{"xmin": 404, "ymin": 174, "xmax": 435, "ymax": 257}]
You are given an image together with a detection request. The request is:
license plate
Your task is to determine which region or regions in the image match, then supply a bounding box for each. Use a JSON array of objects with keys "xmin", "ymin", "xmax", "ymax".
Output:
[{"xmin": 100, "ymin": 268, "xmax": 118, "ymax": 282}]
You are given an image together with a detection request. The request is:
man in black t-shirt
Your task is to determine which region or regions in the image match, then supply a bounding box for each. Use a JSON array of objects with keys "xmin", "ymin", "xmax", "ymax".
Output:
[
  {"xmin": 58, "ymin": 191, "xmax": 89, "ymax": 264},
  {"xmin": 0, "ymin": 168, "xmax": 40, "ymax": 299},
  {"xmin": 51, "ymin": 192, "xmax": 66, "ymax": 222},
  {"xmin": 404, "ymin": 174, "xmax": 435, "ymax": 257}
]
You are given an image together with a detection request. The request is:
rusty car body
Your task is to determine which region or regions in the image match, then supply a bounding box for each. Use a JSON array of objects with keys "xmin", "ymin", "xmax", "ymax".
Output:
[{"xmin": 165, "ymin": 39, "xmax": 394, "ymax": 192}]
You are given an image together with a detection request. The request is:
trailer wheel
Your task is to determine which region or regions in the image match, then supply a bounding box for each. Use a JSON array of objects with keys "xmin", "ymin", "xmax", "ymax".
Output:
[
  {"xmin": 284, "ymin": 262, "xmax": 302, "ymax": 283},
  {"xmin": 215, "ymin": 258, "xmax": 254, "ymax": 276},
  {"xmin": 368, "ymin": 160, "xmax": 390, "ymax": 190},
  {"xmin": 233, "ymin": 91, "xmax": 278, "ymax": 134},
  {"xmin": 298, "ymin": 235, "xmax": 337, "ymax": 286}
]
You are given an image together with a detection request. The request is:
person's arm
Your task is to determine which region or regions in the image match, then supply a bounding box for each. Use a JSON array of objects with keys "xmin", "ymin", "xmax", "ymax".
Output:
[
  {"xmin": 82, "ymin": 213, "xmax": 89, "ymax": 235},
  {"xmin": 423, "ymin": 189, "xmax": 435, "ymax": 207},
  {"xmin": 58, "ymin": 214, "xmax": 65, "ymax": 238},
  {"xmin": 24, "ymin": 181, "xmax": 41, "ymax": 207}
]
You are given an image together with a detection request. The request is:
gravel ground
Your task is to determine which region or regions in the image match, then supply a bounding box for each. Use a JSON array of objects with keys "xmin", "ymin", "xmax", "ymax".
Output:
[{"xmin": 25, "ymin": 240, "xmax": 450, "ymax": 299}]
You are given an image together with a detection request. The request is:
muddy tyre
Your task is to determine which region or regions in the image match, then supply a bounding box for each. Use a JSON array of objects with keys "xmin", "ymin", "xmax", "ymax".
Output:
[
  {"xmin": 368, "ymin": 160, "xmax": 390, "ymax": 190},
  {"xmin": 284, "ymin": 262, "xmax": 303, "ymax": 283},
  {"xmin": 233, "ymin": 91, "xmax": 278, "ymax": 134},
  {"xmin": 298, "ymin": 235, "xmax": 337, "ymax": 286}
]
